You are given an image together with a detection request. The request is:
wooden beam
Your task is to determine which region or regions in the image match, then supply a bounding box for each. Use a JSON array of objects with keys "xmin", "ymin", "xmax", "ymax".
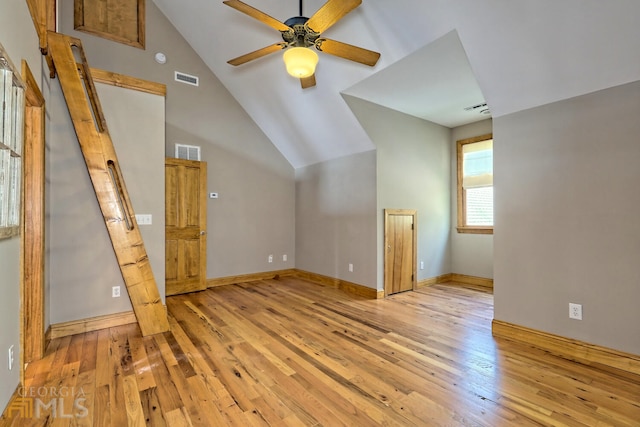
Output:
[
  {"xmin": 47, "ymin": 32, "xmax": 169, "ymax": 336},
  {"xmin": 25, "ymin": 0, "xmax": 57, "ymax": 77},
  {"xmin": 91, "ymin": 68, "xmax": 166, "ymax": 96},
  {"xmin": 25, "ymin": 0, "xmax": 48, "ymax": 52}
]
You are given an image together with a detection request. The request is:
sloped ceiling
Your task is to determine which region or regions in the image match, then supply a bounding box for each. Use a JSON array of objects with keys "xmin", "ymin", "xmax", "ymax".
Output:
[
  {"xmin": 152, "ymin": 0, "xmax": 640, "ymax": 168},
  {"xmin": 343, "ymin": 30, "xmax": 489, "ymax": 128}
]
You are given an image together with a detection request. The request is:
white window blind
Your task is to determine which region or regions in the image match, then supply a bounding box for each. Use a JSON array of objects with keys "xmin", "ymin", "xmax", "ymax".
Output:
[
  {"xmin": 462, "ymin": 139, "xmax": 493, "ymax": 189},
  {"xmin": 466, "ymin": 186, "xmax": 493, "ymax": 226},
  {"xmin": 463, "ymin": 139, "xmax": 493, "ymax": 226}
]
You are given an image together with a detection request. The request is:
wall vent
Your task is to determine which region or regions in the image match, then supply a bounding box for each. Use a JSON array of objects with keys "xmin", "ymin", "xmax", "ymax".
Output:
[
  {"xmin": 175, "ymin": 143, "xmax": 201, "ymax": 161},
  {"xmin": 174, "ymin": 71, "xmax": 199, "ymax": 86}
]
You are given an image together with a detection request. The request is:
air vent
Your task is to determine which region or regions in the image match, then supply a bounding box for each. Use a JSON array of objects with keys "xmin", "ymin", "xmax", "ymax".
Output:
[
  {"xmin": 175, "ymin": 143, "xmax": 201, "ymax": 161},
  {"xmin": 464, "ymin": 102, "xmax": 491, "ymax": 115},
  {"xmin": 174, "ymin": 71, "xmax": 199, "ymax": 86}
]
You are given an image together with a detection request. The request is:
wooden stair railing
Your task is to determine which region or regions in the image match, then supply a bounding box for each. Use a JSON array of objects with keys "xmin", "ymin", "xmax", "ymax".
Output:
[{"xmin": 47, "ymin": 32, "xmax": 169, "ymax": 336}]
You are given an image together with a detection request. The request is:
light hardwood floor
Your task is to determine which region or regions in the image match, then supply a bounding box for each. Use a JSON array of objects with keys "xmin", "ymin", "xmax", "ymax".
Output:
[{"xmin": 2, "ymin": 278, "xmax": 639, "ymax": 426}]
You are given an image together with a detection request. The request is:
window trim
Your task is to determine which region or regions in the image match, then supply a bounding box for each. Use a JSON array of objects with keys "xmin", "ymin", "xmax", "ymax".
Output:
[{"xmin": 456, "ymin": 133, "xmax": 493, "ymax": 234}]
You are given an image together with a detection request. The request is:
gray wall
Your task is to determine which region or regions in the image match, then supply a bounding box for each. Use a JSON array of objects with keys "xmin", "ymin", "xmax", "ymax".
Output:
[
  {"xmin": 494, "ymin": 81, "xmax": 640, "ymax": 355},
  {"xmin": 0, "ymin": 0, "xmax": 42, "ymax": 410},
  {"xmin": 57, "ymin": 0, "xmax": 295, "ymax": 282},
  {"xmin": 295, "ymin": 150, "xmax": 377, "ymax": 287},
  {"xmin": 451, "ymin": 119, "xmax": 493, "ymax": 278},
  {"xmin": 344, "ymin": 96, "xmax": 452, "ymax": 290}
]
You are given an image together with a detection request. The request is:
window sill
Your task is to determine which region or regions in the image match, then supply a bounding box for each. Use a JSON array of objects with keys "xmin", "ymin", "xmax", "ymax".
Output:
[{"xmin": 457, "ymin": 226, "xmax": 493, "ymax": 235}]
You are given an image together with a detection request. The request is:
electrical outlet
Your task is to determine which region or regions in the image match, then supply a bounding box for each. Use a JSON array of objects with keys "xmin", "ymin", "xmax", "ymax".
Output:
[
  {"xmin": 420, "ymin": 261, "xmax": 424, "ymax": 270},
  {"xmin": 112, "ymin": 286, "xmax": 121, "ymax": 298},
  {"xmin": 268, "ymin": 254, "xmax": 273, "ymax": 263},
  {"xmin": 348, "ymin": 263, "xmax": 353, "ymax": 273},
  {"xmin": 8, "ymin": 345, "xmax": 14, "ymax": 371},
  {"xmin": 569, "ymin": 303, "xmax": 582, "ymax": 320},
  {"xmin": 283, "ymin": 254, "xmax": 287, "ymax": 262}
]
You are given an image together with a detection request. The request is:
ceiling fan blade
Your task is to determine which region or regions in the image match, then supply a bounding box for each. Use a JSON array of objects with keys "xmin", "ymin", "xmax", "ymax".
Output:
[
  {"xmin": 300, "ymin": 74, "xmax": 316, "ymax": 89},
  {"xmin": 306, "ymin": 0, "xmax": 361, "ymax": 34},
  {"xmin": 315, "ymin": 38, "xmax": 380, "ymax": 66},
  {"xmin": 223, "ymin": 0, "xmax": 292, "ymax": 32},
  {"xmin": 227, "ymin": 43, "xmax": 287, "ymax": 66}
]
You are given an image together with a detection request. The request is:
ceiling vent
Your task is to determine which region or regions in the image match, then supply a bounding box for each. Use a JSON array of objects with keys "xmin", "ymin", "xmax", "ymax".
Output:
[
  {"xmin": 175, "ymin": 143, "xmax": 201, "ymax": 161},
  {"xmin": 464, "ymin": 102, "xmax": 491, "ymax": 115},
  {"xmin": 174, "ymin": 71, "xmax": 199, "ymax": 86}
]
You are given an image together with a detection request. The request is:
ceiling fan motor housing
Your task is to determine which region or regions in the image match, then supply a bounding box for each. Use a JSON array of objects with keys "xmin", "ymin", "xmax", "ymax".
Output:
[{"xmin": 282, "ymin": 16, "xmax": 319, "ymax": 47}]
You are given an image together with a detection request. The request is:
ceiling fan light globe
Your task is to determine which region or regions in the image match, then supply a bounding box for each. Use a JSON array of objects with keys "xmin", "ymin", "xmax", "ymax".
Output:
[{"xmin": 283, "ymin": 47, "xmax": 318, "ymax": 78}]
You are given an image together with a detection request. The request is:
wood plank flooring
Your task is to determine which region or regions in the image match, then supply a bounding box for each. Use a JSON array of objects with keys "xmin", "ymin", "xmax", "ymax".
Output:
[{"xmin": 2, "ymin": 278, "xmax": 640, "ymax": 426}]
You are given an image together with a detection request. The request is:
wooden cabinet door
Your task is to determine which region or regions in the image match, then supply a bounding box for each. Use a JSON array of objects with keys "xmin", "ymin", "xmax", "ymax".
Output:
[{"xmin": 165, "ymin": 158, "xmax": 207, "ymax": 296}]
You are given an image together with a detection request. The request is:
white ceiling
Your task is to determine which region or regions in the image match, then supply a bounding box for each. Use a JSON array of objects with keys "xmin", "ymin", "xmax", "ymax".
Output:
[{"xmin": 152, "ymin": 0, "xmax": 640, "ymax": 168}]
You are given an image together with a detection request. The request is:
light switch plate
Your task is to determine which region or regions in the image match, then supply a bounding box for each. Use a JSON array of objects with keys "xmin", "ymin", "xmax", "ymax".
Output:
[{"xmin": 135, "ymin": 214, "xmax": 152, "ymax": 225}]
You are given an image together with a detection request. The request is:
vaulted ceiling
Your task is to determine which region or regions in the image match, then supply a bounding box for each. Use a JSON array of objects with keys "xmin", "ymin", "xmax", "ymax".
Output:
[{"xmin": 152, "ymin": 0, "xmax": 640, "ymax": 168}]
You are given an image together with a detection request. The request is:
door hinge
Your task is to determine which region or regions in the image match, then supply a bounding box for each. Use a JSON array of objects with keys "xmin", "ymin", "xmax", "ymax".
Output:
[
  {"xmin": 411, "ymin": 223, "xmax": 414, "ymax": 230},
  {"xmin": 412, "ymin": 274, "xmax": 414, "ymax": 281}
]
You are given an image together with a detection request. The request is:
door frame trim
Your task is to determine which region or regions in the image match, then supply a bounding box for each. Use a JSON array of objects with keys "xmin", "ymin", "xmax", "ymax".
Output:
[
  {"xmin": 383, "ymin": 209, "xmax": 417, "ymax": 297},
  {"xmin": 21, "ymin": 59, "xmax": 46, "ymax": 381}
]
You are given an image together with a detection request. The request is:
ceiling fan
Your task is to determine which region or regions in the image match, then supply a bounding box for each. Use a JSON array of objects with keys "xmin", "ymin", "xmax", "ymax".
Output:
[{"xmin": 223, "ymin": 0, "xmax": 381, "ymax": 88}]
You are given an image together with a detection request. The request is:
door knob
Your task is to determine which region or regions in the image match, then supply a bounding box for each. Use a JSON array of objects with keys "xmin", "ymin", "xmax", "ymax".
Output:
[{"xmin": 200, "ymin": 230, "xmax": 206, "ymax": 235}]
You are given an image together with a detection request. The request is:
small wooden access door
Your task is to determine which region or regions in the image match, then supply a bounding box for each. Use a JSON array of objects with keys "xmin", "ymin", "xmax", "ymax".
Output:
[
  {"xmin": 384, "ymin": 209, "xmax": 417, "ymax": 296},
  {"xmin": 165, "ymin": 158, "xmax": 207, "ymax": 296}
]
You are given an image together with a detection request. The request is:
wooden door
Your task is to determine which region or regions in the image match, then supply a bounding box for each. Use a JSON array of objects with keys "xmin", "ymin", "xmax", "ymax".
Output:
[
  {"xmin": 165, "ymin": 157, "xmax": 207, "ymax": 296},
  {"xmin": 384, "ymin": 209, "xmax": 417, "ymax": 296}
]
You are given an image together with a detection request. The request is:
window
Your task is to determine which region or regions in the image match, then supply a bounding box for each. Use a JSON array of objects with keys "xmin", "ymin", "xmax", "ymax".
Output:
[
  {"xmin": 0, "ymin": 44, "xmax": 26, "ymax": 239},
  {"xmin": 457, "ymin": 134, "xmax": 493, "ymax": 234}
]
